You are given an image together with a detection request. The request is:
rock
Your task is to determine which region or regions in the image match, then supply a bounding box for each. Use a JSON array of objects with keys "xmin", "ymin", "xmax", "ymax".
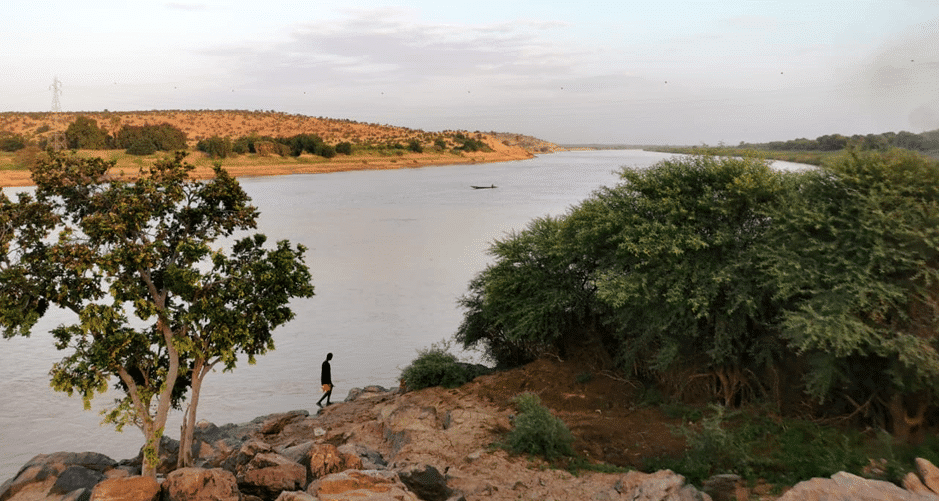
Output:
[
  {"xmin": 613, "ymin": 470, "xmax": 712, "ymax": 501},
  {"xmin": 90, "ymin": 476, "xmax": 160, "ymax": 501},
  {"xmin": 223, "ymin": 439, "xmax": 274, "ymax": 473},
  {"xmin": 274, "ymin": 492, "xmax": 317, "ymax": 501},
  {"xmin": 701, "ymin": 473, "xmax": 742, "ymax": 501},
  {"xmin": 337, "ymin": 444, "xmax": 386, "ymax": 470},
  {"xmin": 778, "ymin": 471, "xmax": 933, "ymax": 501},
  {"xmin": 255, "ymin": 411, "xmax": 309, "ymax": 436},
  {"xmin": 307, "ymin": 470, "xmax": 418, "ymax": 501},
  {"xmin": 917, "ymin": 458, "xmax": 939, "ymax": 494},
  {"xmin": 276, "ymin": 441, "xmax": 315, "ymax": 465},
  {"xmin": 50, "ymin": 465, "xmax": 105, "ymax": 495},
  {"xmin": 307, "ymin": 444, "xmax": 362, "ymax": 482},
  {"xmin": 0, "ymin": 452, "xmax": 116, "ymax": 501},
  {"xmin": 162, "ymin": 467, "xmax": 240, "ymax": 501},
  {"xmin": 395, "ymin": 463, "xmax": 453, "ymax": 501},
  {"xmin": 238, "ymin": 452, "xmax": 306, "ymax": 498},
  {"xmin": 905, "ymin": 472, "xmax": 934, "ymax": 496},
  {"xmin": 344, "ymin": 386, "xmax": 395, "ymax": 403}
]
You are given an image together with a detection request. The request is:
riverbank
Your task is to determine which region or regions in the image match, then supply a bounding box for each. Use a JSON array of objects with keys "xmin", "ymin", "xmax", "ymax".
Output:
[{"xmin": 0, "ymin": 140, "xmax": 535, "ymax": 188}]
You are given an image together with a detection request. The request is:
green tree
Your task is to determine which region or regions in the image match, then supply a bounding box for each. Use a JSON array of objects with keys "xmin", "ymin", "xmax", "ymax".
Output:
[
  {"xmin": 197, "ymin": 136, "xmax": 234, "ymax": 159},
  {"xmin": 757, "ymin": 148, "xmax": 939, "ymax": 440},
  {"xmin": 0, "ymin": 152, "xmax": 314, "ymax": 476},
  {"xmin": 456, "ymin": 216, "xmax": 607, "ymax": 367},
  {"xmin": 65, "ymin": 116, "xmax": 110, "ymax": 149},
  {"xmin": 115, "ymin": 124, "xmax": 187, "ymax": 152},
  {"xmin": 585, "ymin": 155, "xmax": 790, "ymax": 404}
]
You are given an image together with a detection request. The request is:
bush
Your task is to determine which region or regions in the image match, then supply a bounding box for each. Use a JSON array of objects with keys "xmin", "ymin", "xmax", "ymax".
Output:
[
  {"xmin": 400, "ymin": 345, "xmax": 471, "ymax": 390},
  {"xmin": 335, "ymin": 142, "xmax": 353, "ymax": 155},
  {"xmin": 65, "ymin": 116, "xmax": 110, "ymax": 149},
  {"xmin": 0, "ymin": 132, "xmax": 26, "ymax": 152},
  {"xmin": 114, "ymin": 123, "xmax": 187, "ymax": 151},
  {"xmin": 126, "ymin": 138, "xmax": 157, "ymax": 156},
  {"xmin": 197, "ymin": 136, "xmax": 234, "ymax": 159},
  {"xmin": 504, "ymin": 393, "xmax": 574, "ymax": 460}
]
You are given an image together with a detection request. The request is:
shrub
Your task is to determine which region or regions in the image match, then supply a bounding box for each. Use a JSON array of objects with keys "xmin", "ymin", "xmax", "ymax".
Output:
[
  {"xmin": 504, "ymin": 393, "xmax": 574, "ymax": 460},
  {"xmin": 400, "ymin": 345, "xmax": 470, "ymax": 390},
  {"xmin": 65, "ymin": 116, "xmax": 110, "ymax": 149},
  {"xmin": 114, "ymin": 123, "xmax": 187, "ymax": 151},
  {"xmin": 197, "ymin": 136, "xmax": 234, "ymax": 159},
  {"xmin": 335, "ymin": 142, "xmax": 353, "ymax": 155},
  {"xmin": 126, "ymin": 138, "xmax": 157, "ymax": 156},
  {"xmin": 408, "ymin": 139, "xmax": 423, "ymax": 153},
  {"xmin": 0, "ymin": 132, "xmax": 26, "ymax": 152}
]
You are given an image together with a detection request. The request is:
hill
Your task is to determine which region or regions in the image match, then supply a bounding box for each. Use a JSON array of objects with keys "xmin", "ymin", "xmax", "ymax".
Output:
[{"xmin": 0, "ymin": 110, "xmax": 559, "ymax": 187}]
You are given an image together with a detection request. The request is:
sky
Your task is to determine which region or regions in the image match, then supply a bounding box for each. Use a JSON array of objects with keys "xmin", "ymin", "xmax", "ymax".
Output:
[{"xmin": 2, "ymin": 1, "xmax": 938, "ymax": 145}]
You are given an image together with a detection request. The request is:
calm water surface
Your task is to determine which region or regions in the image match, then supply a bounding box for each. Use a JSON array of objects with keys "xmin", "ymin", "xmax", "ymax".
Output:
[{"xmin": 0, "ymin": 150, "xmax": 808, "ymax": 480}]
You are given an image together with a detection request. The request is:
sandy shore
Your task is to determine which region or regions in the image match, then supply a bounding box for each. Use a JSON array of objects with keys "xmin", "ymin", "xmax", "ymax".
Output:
[{"xmin": 0, "ymin": 149, "xmax": 535, "ymax": 188}]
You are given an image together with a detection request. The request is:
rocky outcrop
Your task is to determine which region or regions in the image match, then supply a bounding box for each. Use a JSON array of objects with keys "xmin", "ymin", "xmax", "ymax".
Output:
[
  {"xmin": 27, "ymin": 382, "xmax": 939, "ymax": 501},
  {"xmin": 779, "ymin": 460, "xmax": 939, "ymax": 501}
]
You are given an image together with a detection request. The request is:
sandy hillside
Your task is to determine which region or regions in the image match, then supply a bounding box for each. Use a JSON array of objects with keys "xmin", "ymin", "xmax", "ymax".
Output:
[{"xmin": 0, "ymin": 110, "xmax": 554, "ymax": 187}]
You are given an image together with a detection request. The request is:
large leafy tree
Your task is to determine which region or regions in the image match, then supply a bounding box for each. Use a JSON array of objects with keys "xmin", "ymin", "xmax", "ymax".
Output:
[
  {"xmin": 758, "ymin": 148, "xmax": 939, "ymax": 439},
  {"xmin": 0, "ymin": 152, "xmax": 314, "ymax": 476}
]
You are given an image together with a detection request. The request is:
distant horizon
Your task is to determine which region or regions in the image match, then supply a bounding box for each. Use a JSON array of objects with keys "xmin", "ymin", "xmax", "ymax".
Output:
[{"xmin": 3, "ymin": 108, "xmax": 936, "ymax": 150}]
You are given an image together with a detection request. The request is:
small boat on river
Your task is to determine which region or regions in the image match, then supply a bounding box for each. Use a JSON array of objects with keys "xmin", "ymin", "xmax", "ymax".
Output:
[{"xmin": 471, "ymin": 184, "xmax": 497, "ymax": 189}]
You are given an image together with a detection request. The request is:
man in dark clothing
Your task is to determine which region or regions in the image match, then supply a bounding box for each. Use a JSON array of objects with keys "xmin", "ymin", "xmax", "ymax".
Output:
[{"xmin": 317, "ymin": 353, "xmax": 333, "ymax": 407}]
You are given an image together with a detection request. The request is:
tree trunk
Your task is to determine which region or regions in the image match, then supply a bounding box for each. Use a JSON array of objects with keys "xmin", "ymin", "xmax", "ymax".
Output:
[
  {"xmin": 178, "ymin": 359, "xmax": 207, "ymax": 468},
  {"xmin": 142, "ymin": 320, "xmax": 180, "ymax": 477}
]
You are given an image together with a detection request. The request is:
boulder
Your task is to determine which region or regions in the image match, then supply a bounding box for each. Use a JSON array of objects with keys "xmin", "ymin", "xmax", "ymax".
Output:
[
  {"xmin": 90, "ymin": 476, "xmax": 160, "ymax": 501},
  {"xmin": 394, "ymin": 463, "xmax": 453, "ymax": 501},
  {"xmin": 344, "ymin": 386, "xmax": 395, "ymax": 403},
  {"xmin": 701, "ymin": 474, "xmax": 742, "ymax": 501},
  {"xmin": 307, "ymin": 444, "xmax": 362, "ymax": 481},
  {"xmin": 275, "ymin": 441, "xmax": 315, "ymax": 465},
  {"xmin": 223, "ymin": 439, "xmax": 274, "ymax": 473},
  {"xmin": 50, "ymin": 465, "xmax": 105, "ymax": 496},
  {"xmin": 162, "ymin": 467, "xmax": 240, "ymax": 501},
  {"xmin": 778, "ymin": 471, "xmax": 933, "ymax": 501},
  {"xmin": 917, "ymin": 458, "xmax": 939, "ymax": 495},
  {"xmin": 307, "ymin": 470, "xmax": 418, "ymax": 501},
  {"xmin": 337, "ymin": 444, "xmax": 386, "ymax": 470},
  {"xmin": 613, "ymin": 470, "xmax": 712, "ymax": 501},
  {"xmin": 0, "ymin": 452, "xmax": 116, "ymax": 501},
  {"xmin": 238, "ymin": 452, "xmax": 306, "ymax": 498},
  {"xmin": 255, "ymin": 411, "xmax": 310, "ymax": 436}
]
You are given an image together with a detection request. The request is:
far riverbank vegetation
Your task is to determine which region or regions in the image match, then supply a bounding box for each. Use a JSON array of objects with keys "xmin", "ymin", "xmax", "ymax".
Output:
[
  {"xmin": 406, "ymin": 147, "xmax": 939, "ymax": 487},
  {"xmin": 0, "ymin": 112, "xmax": 494, "ymax": 174}
]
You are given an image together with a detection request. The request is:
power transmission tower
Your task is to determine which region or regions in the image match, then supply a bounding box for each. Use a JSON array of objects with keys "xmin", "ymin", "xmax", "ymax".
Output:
[{"xmin": 48, "ymin": 77, "xmax": 67, "ymax": 151}]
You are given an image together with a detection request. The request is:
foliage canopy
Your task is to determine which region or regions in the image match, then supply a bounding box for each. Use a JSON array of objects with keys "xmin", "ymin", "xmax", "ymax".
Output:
[
  {"xmin": 0, "ymin": 151, "xmax": 314, "ymax": 475},
  {"xmin": 457, "ymin": 150, "xmax": 939, "ymax": 437}
]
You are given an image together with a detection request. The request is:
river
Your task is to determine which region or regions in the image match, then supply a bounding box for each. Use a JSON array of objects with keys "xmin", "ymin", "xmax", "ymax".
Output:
[{"xmin": 0, "ymin": 150, "xmax": 809, "ymax": 480}]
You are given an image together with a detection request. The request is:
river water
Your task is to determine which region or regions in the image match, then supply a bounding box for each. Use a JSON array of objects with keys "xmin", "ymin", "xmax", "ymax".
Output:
[{"xmin": 0, "ymin": 150, "xmax": 808, "ymax": 480}]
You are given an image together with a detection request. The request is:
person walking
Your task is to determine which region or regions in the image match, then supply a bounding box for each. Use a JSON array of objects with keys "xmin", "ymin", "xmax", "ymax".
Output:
[{"xmin": 317, "ymin": 353, "xmax": 333, "ymax": 407}]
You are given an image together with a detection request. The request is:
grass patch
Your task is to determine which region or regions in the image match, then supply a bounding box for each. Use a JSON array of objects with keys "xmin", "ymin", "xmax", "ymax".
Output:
[{"xmin": 644, "ymin": 403, "xmax": 939, "ymax": 488}]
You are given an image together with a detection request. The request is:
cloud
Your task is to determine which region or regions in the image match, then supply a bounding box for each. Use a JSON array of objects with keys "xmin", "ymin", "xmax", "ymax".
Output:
[
  {"xmin": 201, "ymin": 9, "xmax": 580, "ymax": 96},
  {"xmin": 165, "ymin": 2, "xmax": 207, "ymax": 11}
]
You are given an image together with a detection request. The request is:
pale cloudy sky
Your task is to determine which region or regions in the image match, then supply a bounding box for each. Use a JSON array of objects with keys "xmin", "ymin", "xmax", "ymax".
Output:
[{"xmin": 2, "ymin": 0, "xmax": 938, "ymax": 145}]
